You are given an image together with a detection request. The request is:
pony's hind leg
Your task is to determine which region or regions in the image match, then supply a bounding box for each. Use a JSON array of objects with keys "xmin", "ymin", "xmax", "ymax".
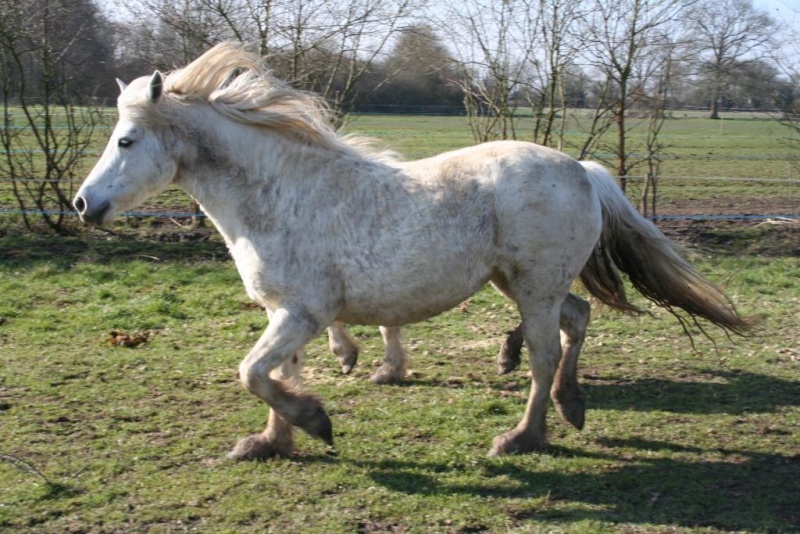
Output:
[
  {"xmin": 229, "ymin": 307, "xmax": 331, "ymax": 461},
  {"xmin": 371, "ymin": 326, "xmax": 407, "ymax": 384},
  {"xmin": 488, "ymin": 296, "xmax": 564, "ymax": 456},
  {"xmin": 328, "ymin": 321, "xmax": 359, "ymax": 374},
  {"xmin": 495, "ymin": 294, "xmax": 589, "ymax": 429},
  {"xmin": 551, "ymin": 294, "xmax": 590, "ymax": 430},
  {"xmin": 328, "ymin": 322, "xmax": 408, "ymax": 383},
  {"xmin": 497, "ymin": 324, "xmax": 524, "ymax": 375}
]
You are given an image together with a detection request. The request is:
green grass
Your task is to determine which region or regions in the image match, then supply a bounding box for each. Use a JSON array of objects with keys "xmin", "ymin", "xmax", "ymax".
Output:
[
  {"xmin": 1, "ymin": 113, "xmax": 798, "ymax": 532},
  {"xmin": 1, "ymin": 112, "xmax": 798, "ymax": 222},
  {"xmin": 344, "ymin": 113, "xmax": 800, "ymax": 178},
  {"xmin": 0, "ymin": 226, "xmax": 797, "ymax": 532}
]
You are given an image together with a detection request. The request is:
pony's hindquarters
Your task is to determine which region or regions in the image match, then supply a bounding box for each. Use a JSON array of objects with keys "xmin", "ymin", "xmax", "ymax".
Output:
[
  {"xmin": 487, "ymin": 148, "xmax": 603, "ymax": 456},
  {"xmin": 579, "ymin": 161, "xmax": 750, "ymax": 336}
]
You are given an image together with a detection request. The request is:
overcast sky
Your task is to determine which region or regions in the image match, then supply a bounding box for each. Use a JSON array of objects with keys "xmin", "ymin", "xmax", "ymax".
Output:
[{"xmin": 753, "ymin": 0, "xmax": 800, "ymax": 26}]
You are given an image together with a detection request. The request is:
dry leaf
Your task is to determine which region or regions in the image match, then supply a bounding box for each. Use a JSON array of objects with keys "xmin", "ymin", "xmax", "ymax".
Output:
[{"xmin": 107, "ymin": 330, "xmax": 149, "ymax": 348}]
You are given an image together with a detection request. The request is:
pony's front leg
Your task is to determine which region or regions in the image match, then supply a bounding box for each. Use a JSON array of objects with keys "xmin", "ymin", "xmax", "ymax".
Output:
[
  {"xmin": 328, "ymin": 321, "xmax": 359, "ymax": 374},
  {"xmin": 229, "ymin": 308, "xmax": 331, "ymax": 461},
  {"xmin": 488, "ymin": 300, "xmax": 562, "ymax": 457},
  {"xmin": 370, "ymin": 326, "xmax": 407, "ymax": 384},
  {"xmin": 229, "ymin": 353, "xmax": 302, "ymax": 460}
]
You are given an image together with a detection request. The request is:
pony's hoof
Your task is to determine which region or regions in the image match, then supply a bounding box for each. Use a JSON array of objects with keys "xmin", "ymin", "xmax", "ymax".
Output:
[
  {"xmin": 496, "ymin": 355, "xmax": 519, "ymax": 375},
  {"xmin": 370, "ymin": 365, "xmax": 406, "ymax": 385},
  {"xmin": 278, "ymin": 394, "xmax": 334, "ymax": 445},
  {"xmin": 298, "ymin": 404, "xmax": 334, "ymax": 446},
  {"xmin": 497, "ymin": 327, "xmax": 523, "ymax": 375},
  {"xmin": 553, "ymin": 389, "xmax": 586, "ymax": 430},
  {"xmin": 487, "ymin": 428, "xmax": 547, "ymax": 457},
  {"xmin": 338, "ymin": 352, "xmax": 358, "ymax": 374},
  {"xmin": 227, "ymin": 434, "xmax": 293, "ymax": 461}
]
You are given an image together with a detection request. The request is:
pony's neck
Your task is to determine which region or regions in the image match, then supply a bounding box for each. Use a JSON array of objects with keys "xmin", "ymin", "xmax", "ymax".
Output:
[{"xmin": 173, "ymin": 107, "xmax": 351, "ymax": 241}]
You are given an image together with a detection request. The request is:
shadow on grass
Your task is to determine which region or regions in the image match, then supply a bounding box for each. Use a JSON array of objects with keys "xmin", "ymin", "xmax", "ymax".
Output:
[
  {"xmin": 0, "ymin": 227, "xmax": 230, "ymax": 267},
  {"xmin": 361, "ymin": 441, "xmax": 799, "ymax": 531},
  {"xmin": 357, "ymin": 368, "xmax": 799, "ymax": 531},
  {"xmin": 582, "ymin": 369, "xmax": 799, "ymax": 415}
]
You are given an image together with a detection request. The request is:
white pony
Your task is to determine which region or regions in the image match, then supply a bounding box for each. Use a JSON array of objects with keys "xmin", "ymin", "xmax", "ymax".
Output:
[{"xmin": 74, "ymin": 43, "xmax": 749, "ymax": 459}]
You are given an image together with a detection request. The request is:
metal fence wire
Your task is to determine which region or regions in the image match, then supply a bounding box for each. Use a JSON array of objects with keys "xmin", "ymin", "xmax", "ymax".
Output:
[{"xmin": 0, "ymin": 174, "xmax": 797, "ymax": 222}]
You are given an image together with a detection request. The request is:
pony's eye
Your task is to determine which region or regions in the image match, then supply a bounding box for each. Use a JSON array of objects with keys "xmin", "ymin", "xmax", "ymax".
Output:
[{"xmin": 118, "ymin": 137, "xmax": 133, "ymax": 148}]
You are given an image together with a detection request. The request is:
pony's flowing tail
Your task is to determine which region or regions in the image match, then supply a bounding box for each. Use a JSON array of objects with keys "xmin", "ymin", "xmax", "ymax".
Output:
[{"xmin": 579, "ymin": 161, "xmax": 752, "ymax": 337}]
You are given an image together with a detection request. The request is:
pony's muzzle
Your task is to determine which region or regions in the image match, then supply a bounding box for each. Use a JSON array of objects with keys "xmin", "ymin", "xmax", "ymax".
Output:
[{"xmin": 73, "ymin": 195, "xmax": 111, "ymax": 226}]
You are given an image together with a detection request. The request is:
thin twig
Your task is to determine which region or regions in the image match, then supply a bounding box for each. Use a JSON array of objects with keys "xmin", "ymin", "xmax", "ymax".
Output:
[{"xmin": 0, "ymin": 453, "xmax": 51, "ymax": 485}]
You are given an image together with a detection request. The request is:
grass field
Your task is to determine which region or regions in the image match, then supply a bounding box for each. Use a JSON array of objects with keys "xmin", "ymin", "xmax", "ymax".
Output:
[
  {"xmin": 1, "ymin": 112, "xmax": 799, "ymax": 221},
  {"xmin": 1, "ymin": 114, "xmax": 799, "ymax": 532},
  {"xmin": 345, "ymin": 112, "xmax": 799, "ymax": 178}
]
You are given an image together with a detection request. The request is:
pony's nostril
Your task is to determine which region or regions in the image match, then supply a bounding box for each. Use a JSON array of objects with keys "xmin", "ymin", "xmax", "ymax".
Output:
[
  {"xmin": 74, "ymin": 196, "xmax": 87, "ymax": 214},
  {"xmin": 75, "ymin": 198, "xmax": 111, "ymax": 226}
]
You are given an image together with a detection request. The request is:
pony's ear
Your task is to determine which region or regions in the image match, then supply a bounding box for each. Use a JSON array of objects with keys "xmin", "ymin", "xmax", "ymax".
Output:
[
  {"xmin": 147, "ymin": 71, "xmax": 163, "ymax": 103},
  {"xmin": 116, "ymin": 78, "xmax": 128, "ymax": 93}
]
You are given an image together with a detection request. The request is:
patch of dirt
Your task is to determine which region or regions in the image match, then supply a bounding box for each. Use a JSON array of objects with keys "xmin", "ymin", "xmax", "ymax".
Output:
[
  {"xmin": 657, "ymin": 218, "xmax": 798, "ymax": 257},
  {"xmin": 647, "ymin": 193, "xmax": 798, "ymax": 256},
  {"xmin": 1, "ymin": 194, "xmax": 796, "ymax": 261}
]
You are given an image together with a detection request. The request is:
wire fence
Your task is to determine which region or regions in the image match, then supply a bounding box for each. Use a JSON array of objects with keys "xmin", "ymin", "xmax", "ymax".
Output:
[
  {"xmin": 1, "ymin": 174, "xmax": 797, "ymax": 223},
  {"xmin": 2, "ymin": 106, "xmax": 799, "ymax": 226}
]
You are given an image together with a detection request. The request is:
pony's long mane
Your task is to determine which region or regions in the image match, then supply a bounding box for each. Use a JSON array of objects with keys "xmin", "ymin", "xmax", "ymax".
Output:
[{"xmin": 128, "ymin": 42, "xmax": 393, "ymax": 160}]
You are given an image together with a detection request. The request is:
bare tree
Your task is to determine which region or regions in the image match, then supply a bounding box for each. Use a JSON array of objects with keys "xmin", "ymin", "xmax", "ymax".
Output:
[
  {"xmin": 578, "ymin": 0, "xmax": 688, "ymax": 191},
  {"xmin": 437, "ymin": 0, "xmax": 541, "ymax": 142},
  {"xmin": 686, "ymin": 0, "xmax": 777, "ymax": 119},
  {"xmin": 639, "ymin": 36, "xmax": 681, "ymax": 217},
  {"xmin": 571, "ymin": 75, "xmax": 617, "ymax": 161},
  {"xmin": 112, "ymin": 0, "xmax": 244, "ymax": 70},
  {"xmin": 523, "ymin": 0, "xmax": 583, "ymax": 150},
  {"xmin": 0, "ymin": 0, "xmax": 108, "ymax": 233},
  {"xmin": 362, "ymin": 25, "xmax": 463, "ymax": 111},
  {"xmin": 114, "ymin": 0, "xmax": 420, "ymax": 112}
]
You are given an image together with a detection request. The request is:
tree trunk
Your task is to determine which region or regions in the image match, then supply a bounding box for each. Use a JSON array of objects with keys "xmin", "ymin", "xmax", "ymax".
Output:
[
  {"xmin": 616, "ymin": 96, "xmax": 627, "ymax": 193},
  {"xmin": 709, "ymin": 86, "xmax": 720, "ymax": 119}
]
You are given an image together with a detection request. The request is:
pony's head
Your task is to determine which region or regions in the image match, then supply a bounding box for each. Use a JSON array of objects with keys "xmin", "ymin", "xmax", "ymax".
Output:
[
  {"xmin": 74, "ymin": 71, "xmax": 179, "ymax": 225},
  {"xmin": 74, "ymin": 42, "xmax": 388, "ymax": 226}
]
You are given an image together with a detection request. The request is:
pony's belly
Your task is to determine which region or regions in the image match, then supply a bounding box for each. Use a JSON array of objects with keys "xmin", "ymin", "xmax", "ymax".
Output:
[
  {"xmin": 336, "ymin": 275, "xmax": 490, "ymax": 327},
  {"xmin": 334, "ymin": 238, "xmax": 497, "ymax": 326},
  {"xmin": 336, "ymin": 298, "xmax": 465, "ymax": 326}
]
